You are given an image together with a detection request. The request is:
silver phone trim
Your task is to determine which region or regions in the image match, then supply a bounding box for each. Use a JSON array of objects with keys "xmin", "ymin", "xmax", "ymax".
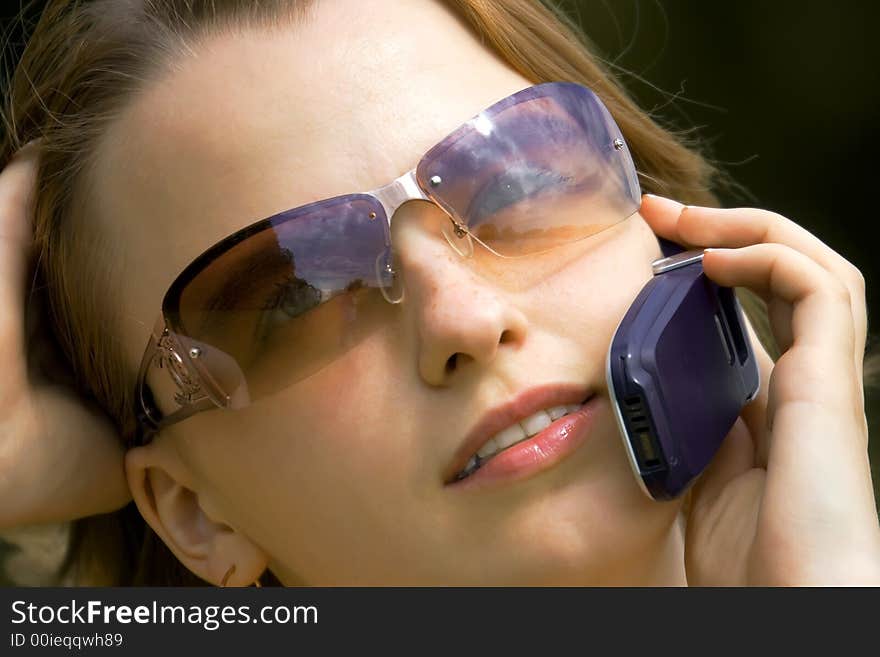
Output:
[
  {"xmin": 605, "ymin": 311, "xmax": 654, "ymax": 500},
  {"xmin": 651, "ymin": 248, "xmax": 705, "ymax": 275}
]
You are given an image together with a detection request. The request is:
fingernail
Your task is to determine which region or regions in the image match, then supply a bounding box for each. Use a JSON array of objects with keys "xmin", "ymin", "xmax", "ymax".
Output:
[{"xmin": 643, "ymin": 193, "xmax": 685, "ymax": 209}]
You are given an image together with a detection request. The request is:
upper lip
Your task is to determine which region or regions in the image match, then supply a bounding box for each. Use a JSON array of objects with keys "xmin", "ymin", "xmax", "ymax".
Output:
[{"xmin": 443, "ymin": 383, "xmax": 594, "ymax": 484}]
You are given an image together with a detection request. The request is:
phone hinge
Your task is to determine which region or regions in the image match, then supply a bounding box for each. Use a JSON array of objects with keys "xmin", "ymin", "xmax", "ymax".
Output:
[{"xmin": 651, "ymin": 248, "xmax": 705, "ymax": 275}]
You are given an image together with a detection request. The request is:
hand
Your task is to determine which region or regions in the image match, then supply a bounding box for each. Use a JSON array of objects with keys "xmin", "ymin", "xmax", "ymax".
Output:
[
  {"xmin": 0, "ymin": 143, "xmax": 130, "ymax": 529},
  {"xmin": 640, "ymin": 193, "xmax": 880, "ymax": 585}
]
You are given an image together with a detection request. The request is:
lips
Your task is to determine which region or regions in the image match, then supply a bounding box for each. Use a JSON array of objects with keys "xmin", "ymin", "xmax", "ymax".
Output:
[{"xmin": 442, "ymin": 383, "xmax": 593, "ymax": 485}]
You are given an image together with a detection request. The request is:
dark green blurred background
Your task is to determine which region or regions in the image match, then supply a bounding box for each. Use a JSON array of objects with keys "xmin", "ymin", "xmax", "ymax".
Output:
[
  {"xmin": 569, "ymin": 0, "xmax": 879, "ymax": 300},
  {"xmin": 1, "ymin": 0, "xmax": 878, "ymax": 546}
]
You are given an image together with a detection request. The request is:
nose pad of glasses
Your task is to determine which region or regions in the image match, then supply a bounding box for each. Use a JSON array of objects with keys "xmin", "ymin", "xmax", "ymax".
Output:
[
  {"xmin": 375, "ymin": 247, "xmax": 405, "ymax": 304},
  {"xmin": 440, "ymin": 217, "xmax": 474, "ymax": 258}
]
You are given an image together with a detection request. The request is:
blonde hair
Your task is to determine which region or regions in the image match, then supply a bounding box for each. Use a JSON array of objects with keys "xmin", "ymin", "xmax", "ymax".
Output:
[{"xmin": 2, "ymin": 0, "xmax": 785, "ymax": 584}]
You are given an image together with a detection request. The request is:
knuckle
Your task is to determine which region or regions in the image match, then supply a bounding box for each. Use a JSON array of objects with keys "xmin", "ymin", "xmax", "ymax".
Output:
[
  {"xmin": 752, "ymin": 208, "xmax": 789, "ymax": 233},
  {"xmin": 845, "ymin": 262, "xmax": 866, "ymax": 294},
  {"xmin": 752, "ymin": 241, "xmax": 782, "ymax": 256},
  {"xmin": 760, "ymin": 209, "xmax": 788, "ymax": 224},
  {"xmin": 770, "ymin": 244, "xmax": 855, "ymax": 306},
  {"xmin": 759, "ymin": 240, "xmax": 793, "ymax": 263},
  {"xmin": 825, "ymin": 276, "xmax": 852, "ymax": 305}
]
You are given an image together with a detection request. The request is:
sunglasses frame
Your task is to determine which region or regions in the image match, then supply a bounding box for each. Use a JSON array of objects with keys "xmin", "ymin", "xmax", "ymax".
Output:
[{"xmin": 132, "ymin": 81, "xmax": 640, "ymax": 445}]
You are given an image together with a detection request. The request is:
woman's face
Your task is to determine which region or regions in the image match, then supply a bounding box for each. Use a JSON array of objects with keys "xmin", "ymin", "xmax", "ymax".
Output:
[{"xmin": 96, "ymin": 0, "xmax": 683, "ymax": 584}]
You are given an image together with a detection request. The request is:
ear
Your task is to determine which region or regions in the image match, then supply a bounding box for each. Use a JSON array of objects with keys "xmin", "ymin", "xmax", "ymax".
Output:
[{"xmin": 125, "ymin": 439, "xmax": 268, "ymax": 586}]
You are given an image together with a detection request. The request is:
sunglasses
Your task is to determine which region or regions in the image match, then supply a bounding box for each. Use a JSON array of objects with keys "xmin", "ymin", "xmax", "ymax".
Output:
[{"xmin": 133, "ymin": 81, "xmax": 642, "ymax": 444}]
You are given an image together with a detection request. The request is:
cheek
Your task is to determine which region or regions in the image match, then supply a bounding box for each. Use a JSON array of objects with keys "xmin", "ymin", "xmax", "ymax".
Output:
[
  {"xmin": 171, "ymin": 215, "xmax": 669, "ymax": 582},
  {"xmin": 176, "ymin": 331, "xmax": 419, "ymax": 561},
  {"xmin": 529, "ymin": 217, "xmax": 660, "ymax": 353}
]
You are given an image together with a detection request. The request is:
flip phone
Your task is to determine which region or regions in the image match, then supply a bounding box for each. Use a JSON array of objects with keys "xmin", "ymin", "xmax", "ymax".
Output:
[{"xmin": 605, "ymin": 240, "xmax": 760, "ymax": 500}]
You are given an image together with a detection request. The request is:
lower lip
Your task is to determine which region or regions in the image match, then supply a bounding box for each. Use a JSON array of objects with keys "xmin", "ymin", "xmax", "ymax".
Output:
[{"xmin": 446, "ymin": 395, "xmax": 602, "ymax": 491}]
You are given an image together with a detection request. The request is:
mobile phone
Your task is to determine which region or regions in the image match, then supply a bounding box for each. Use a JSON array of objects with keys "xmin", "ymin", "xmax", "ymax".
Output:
[{"xmin": 605, "ymin": 239, "xmax": 760, "ymax": 500}]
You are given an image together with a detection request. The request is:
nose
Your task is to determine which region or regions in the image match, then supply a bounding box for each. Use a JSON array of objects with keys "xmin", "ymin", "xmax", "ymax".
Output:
[{"xmin": 390, "ymin": 201, "xmax": 528, "ymax": 386}]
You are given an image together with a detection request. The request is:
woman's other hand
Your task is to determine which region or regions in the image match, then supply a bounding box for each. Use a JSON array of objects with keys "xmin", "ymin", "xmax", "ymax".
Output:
[
  {"xmin": 640, "ymin": 193, "xmax": 880, "ymax": 585},
  {"xmin": 0, "ymin": 143, "xmax": 130, "ymax": 529}
]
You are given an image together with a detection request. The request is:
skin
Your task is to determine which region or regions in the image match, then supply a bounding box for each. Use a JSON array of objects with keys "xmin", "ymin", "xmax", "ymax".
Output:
[{"xmin": 1, "ymin": 0, "xmax": 878, "ymax": 585}]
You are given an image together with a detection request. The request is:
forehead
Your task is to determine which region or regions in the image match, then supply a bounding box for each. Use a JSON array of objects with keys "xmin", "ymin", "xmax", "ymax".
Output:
[{"xmin": 90, "ymin": 0, "xmax": 531, "ymax": 364}]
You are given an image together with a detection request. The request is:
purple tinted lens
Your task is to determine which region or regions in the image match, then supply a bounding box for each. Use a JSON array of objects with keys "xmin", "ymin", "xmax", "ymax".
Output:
[
  {"xmin": 164, "ymin": 194, "xmax": 392, "ymax": 407},
  {"xmin": 416, "ymin": 82, "xmax": 640, "ymax": 256}
]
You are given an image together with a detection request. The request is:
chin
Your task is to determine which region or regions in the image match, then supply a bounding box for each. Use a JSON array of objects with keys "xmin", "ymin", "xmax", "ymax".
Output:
[{"xmin": 493, "ymin": 436, "xmax": 685, "ymax": 585}]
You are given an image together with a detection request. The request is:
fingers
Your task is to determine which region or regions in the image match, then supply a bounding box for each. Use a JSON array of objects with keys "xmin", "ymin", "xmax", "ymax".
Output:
[
  {"xmin": 0, "ymin": 141, "xmax": 39, "ymax": 244},
  {"xmin": 640, "ymin": 194, "xmax": 868, "ymax": 386},
  {"xmin": 643, "ymin": 195, "xmax": 880, "ymax": 575},
  {"xmin": 0, "ymin": 142, "xmax": 40, "ymax": 388},
  {"xmin": 2, "ymin": 386, "xmax": 131, "ymax": 527},
  {"xmin": 702, "ymin": 243, "xmax": 862, "ymax": 434},
  {"xmin": 702, "ymin": 244, "xmax": 855, "ymax": 362},
  {"xmin": 640, "ymin": 193, "xmax": 866, "ymax": 462}
]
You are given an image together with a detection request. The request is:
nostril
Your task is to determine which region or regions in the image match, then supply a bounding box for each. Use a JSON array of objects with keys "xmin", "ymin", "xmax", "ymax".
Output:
[
  {"xmin": 445, "ymin": 332, "xmax": 516, "ymax": 372},
  {"xmin": 445, "ymin": 352, "xmax": 475, "ymax": 373}
]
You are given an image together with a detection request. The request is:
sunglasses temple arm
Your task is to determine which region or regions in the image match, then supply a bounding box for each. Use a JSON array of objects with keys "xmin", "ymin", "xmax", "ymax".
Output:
[{"xmin": 132, "ymin": 321, "xmax": 217, "ymax": 446}]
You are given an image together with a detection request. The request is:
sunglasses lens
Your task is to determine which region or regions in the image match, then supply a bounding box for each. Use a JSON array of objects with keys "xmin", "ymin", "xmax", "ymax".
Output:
[
  {"xmin": 150, "ymin": 83, "xmax": 638, "ymax": 418},
  {"xmin": 417, "ymin": 83, "xmax": 640, "ymax": 257},
  {"xmin": 164, "ymin": 195, "xmax": 392, "ymax": 406}
]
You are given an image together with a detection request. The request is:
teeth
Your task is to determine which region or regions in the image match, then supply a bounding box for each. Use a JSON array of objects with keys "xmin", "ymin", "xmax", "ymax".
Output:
[
  {"xmin": 547, "ymin": 405, "xmax": 569, "ymax": 420},
  {"xmin": 476, "ymin": 437, "xmax": 501, "ymax": 459},
  {"xmin": 454, "ymin": 401, "xmax": 588, "ymax": 481},
  {"xmin": 493, "ymin": 422, "xmax": 527, "ymax": 450},
  {"xmin": 521, "ymin": 409, "xmax": 553, "ymax": 436}
]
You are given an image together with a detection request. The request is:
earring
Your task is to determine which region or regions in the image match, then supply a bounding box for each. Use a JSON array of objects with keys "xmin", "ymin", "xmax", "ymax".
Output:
[{"xmin": 219, "ymin": 564, "xmax": 263, "ymax": 587}]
